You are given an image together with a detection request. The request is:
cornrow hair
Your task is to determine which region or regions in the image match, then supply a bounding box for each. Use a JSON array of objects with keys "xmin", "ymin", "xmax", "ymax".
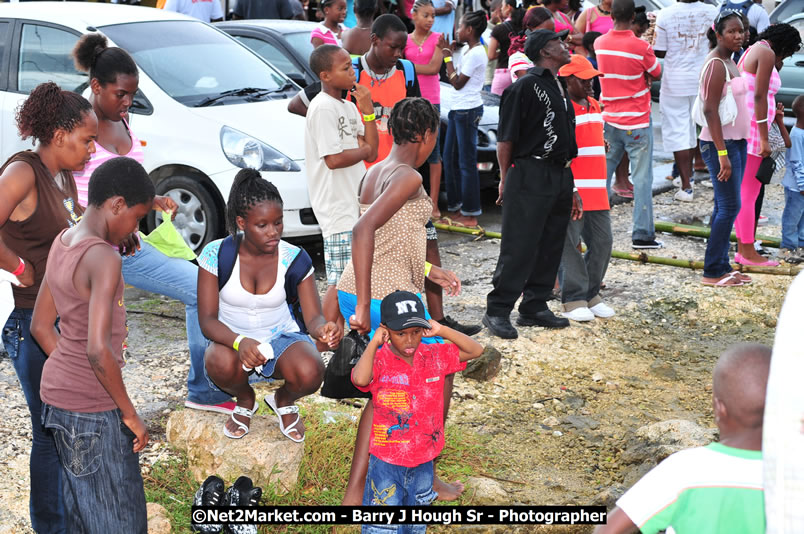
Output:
[
  {"xmin": 16, "ymin": 82, "xmax": 93, "ymax": 146},
  {"xmin": 387, "ymin": 97, "xmax": 440, "ymax": 145},
  {"xmin": 320, "ymin": 0, "xmax": 338, "ymax": 10},
  {"xmin": 411, "ymin": 0, "xmax": 433, "ymax": 14},
  {"xmin": 757, "ymin": 23, "xmax": 802, "ymax": 61},
  {"xmin": 226, "ymin": 169, "xmax": 283, "ymax": 236},
  {"xmin": 463, "ymin": 10, "xmax": 487, "ymax": 40},
  {"xmin": 73, "ymin": 33, "xmax": 138, "ymax": 86}
]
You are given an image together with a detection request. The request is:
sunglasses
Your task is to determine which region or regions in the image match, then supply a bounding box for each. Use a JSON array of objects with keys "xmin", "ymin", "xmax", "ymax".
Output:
[{"xmin": 714, "ymin": 9, "xmax": 743, "ymax": 24}]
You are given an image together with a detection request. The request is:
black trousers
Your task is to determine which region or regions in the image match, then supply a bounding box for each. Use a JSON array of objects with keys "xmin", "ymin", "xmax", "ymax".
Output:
[{"xmin": 486, "ymin": 157, "xmax": 574, "ymax": 317}]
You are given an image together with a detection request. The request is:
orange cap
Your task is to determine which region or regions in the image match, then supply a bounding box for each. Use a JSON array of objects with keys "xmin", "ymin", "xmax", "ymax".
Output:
[{"xmin": 558, "ymin": 54, "xmax": 603, "ymax": 79}]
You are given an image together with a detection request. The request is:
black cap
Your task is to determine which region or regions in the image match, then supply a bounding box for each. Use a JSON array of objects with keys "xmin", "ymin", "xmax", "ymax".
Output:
[
  {"xmin": 524, "ymin": 29, "xmax": 569, "ymax": 62},
  {"xmin": 380, "ymin": 291, "xmax": 431, "ymax": 331}
]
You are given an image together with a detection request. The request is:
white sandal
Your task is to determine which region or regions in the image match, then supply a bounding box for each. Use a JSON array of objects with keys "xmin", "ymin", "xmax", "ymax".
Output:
[
  {"xmin": 223, "ymin": 400, "xmax": 258, "ymax": 439},
  {"xmin": 264, "ymin": 394, "xmax": 304, "ymax": 443}
]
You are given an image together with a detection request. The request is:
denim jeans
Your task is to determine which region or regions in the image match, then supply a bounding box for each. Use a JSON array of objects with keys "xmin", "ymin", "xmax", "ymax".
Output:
[
  {"xmin": 2, "ymin": 308, "xmax": 66, "ymax": 533},
  {"xmin": 560, "ymin": 210, "xmax": 613, "ymax": 310},
  {"xmin": 443, "ymin": 105, "xmax": 483, "ymax": 217},
  {"xmin": 42, "ymin": 405, "xmax": 147, "ymax": 534},
  {"xmin": 700, "ymin": 139, "xmax": 746, "ymax": 278},
  {"xmin": 121, "ymin": 241, "xmax": 229, "ymax": 405},
  {"xmin": 782, "ymin": 186, "xmax": 804, "ymax": 250},
  {"xmin": 604, "ymin": 122, "xmax": 655, "ymax": 241},
  {"xmin": 362, "ymin": 455, "xmax": 437, "ymax": 534}
]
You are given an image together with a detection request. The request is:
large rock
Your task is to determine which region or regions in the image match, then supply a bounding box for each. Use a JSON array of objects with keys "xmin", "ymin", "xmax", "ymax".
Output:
[
  {"xmin": 146, "ymin": 503, "xmax": 171, "ymax": 534},
  {"xmin": 462, "ymin": 346, "xmax": 502, "ymax": 382},
  {"xmin": 464, "ymin": 476, "xmax": 508, "ymax": 505},
  {"xmin": 167, "ymin": 409, "xmax": 303, "ymax": 494}
]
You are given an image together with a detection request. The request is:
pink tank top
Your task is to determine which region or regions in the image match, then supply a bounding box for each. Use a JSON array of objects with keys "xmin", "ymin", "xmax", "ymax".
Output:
[
  {"xmin": 738, "ymin": 41, "xmax": 782, "ymax": 156},
  {"xmin": 405, "ymin": 32, "xmax": 441, "ymax": 104},
  {"xmin": 699, "ymin": 58, "xmax": 750, "ymax": 142},
  {"xmin": 73, "ymin": 119, "xmax": 145, "ymax": 208},
  {"xmin": 585, "ymin": 8, "xmax": 613, "ymax": 33},
  {"xmin": 553, "ymin": 10, "xmax": 574, "ymax": 33}
]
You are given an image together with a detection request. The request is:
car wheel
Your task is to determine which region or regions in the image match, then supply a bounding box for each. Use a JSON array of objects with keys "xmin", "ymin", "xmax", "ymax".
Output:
[{"xmin": 150, "ymin": 175, "xmax": 221, "ymax": 253}]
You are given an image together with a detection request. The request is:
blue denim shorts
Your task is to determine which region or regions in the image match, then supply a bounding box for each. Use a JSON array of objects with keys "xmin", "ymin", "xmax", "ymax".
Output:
[
  {"xmin": 205, "ymin": 331, "xmax": 314, "ymax": 391},
  {"xmin": 362, "ymin": 455, "xmax": 437, "ymax": 533}
]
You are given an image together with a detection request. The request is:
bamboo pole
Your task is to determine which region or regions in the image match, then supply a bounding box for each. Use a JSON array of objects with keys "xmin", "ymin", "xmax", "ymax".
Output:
[
  {"xmin": 433, "ymin": 223, "xmax": 802, "ymax": 276},
  {"xmin": 653, "ymin": 221, "xmax": 781, "ymax": 249}
]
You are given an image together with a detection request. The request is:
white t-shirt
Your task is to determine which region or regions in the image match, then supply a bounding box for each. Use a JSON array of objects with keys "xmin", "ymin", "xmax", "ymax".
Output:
[
  {"xmin": 747, "ymin": 2, "xmax": 770, "ymax": 33},
  {"xmin": 452, "ymin": 43, "xmax": 488, "ymax": 110},
  {"xmin": 654, "ymin": 1, "xmax": 718, "ymax": 97},
  {"xmin": 163, "ymin": 0, "xmax": 223, "ymax": 21},
  {"xmin": 304, "ymin": 92, "xmax": 365, "ymax": 238}
]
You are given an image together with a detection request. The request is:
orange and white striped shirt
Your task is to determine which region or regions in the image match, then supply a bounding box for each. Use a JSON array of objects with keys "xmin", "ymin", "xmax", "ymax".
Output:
[
  {"xmin": 595, "ymin": 30, "xmax": 661, "ymax": 130},
  {"xmin": 571, "ymin": 98, "xmax": 609, "ymax": 212}
]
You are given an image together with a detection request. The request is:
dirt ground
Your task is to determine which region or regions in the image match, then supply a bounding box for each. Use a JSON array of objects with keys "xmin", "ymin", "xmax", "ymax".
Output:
[{"xmin": 0, "ymin": 178, "xmax": 793, "ymax": 533}]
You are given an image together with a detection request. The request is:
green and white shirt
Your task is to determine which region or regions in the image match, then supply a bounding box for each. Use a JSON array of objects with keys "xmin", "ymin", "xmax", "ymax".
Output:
[{"xmin": 617, "ymin": 442, "xmax": 764, "ymax": 534}]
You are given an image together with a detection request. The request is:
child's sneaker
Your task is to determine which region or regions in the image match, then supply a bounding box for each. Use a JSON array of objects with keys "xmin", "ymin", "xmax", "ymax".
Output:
[
  {"xmin": 223, "ymin": 476, "xmax": 262, "ymax": 534},
  {"xmin": 779, "ymin": 248, "xmax": 804, "ymax": 264},
  {"xmin": 191, "ymin": 475, "xmax": 225, "ymax": 533},
  {"xmin": 674, "ymin": 188, "xmax": 694, "ymax": 202}
]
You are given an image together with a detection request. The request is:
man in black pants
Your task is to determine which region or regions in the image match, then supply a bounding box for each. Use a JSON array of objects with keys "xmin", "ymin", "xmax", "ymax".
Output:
[{"xmin": 483, "ymin": 29, "xmax": 582, "ymax": 339}]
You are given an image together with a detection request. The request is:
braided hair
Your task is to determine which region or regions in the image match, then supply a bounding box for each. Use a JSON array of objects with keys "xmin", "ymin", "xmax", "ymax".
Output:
[
  {"xmin": 388, "ymin": 97, "xmax": 440, "ymax": 145},
  {"xmin": 411, "ymin": 0, "xmax": 433, "ymax": 15},
  {"xmin": 226, "ymin": 169, "xmax": 283, "ymax": 235},
  {"xmin": 757, "ymin": 23, "xmax": 802, "ymax": 60},
  {"xmin": 16, "ymin": 82, "xmax": 92, "ymax": 146},
  {"xmin": 73, "ymin": 33, "xmax": 138, "ymax": 86},
  {"xmin": 462, "ymin": 10, "xmax": 488, "ymax": 40}
]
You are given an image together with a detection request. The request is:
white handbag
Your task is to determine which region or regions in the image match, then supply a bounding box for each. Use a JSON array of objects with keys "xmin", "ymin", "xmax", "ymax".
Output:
[{"xmin": 692, "ymin": 57, "xmax": 738, "ymax": 128}]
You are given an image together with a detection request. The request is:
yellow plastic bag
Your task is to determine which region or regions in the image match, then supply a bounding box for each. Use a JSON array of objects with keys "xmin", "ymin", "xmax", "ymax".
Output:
[{"xmin": 143, "ymin": 212, "xmax": 196, "ymax": 261}]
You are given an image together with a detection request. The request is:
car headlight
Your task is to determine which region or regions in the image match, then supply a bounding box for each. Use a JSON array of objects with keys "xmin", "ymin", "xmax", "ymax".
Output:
[
  {"xmin": 220, "ymin": 126, "xmax": 300, "ymax": 172},
  {"xmin": 486, "ymin": 129, "xmax": 497, "ymax": 144}
]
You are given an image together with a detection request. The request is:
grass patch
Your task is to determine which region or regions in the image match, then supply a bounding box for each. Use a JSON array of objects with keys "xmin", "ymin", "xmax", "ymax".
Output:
[{"xmin": 144, "ymin": 402, "xmax": 499, "ymax": 533}]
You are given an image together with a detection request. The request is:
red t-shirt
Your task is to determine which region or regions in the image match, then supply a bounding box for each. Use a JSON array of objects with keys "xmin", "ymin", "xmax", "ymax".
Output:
[{"xmin": 353, "ymin": 342, "xmax": 466, "ymax": 467}]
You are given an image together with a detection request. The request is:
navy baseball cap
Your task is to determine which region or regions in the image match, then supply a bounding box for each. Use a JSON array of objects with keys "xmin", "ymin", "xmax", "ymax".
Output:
[{"xmin": 380, "ymin": 291, "xmax": 431, "ymax": 331}]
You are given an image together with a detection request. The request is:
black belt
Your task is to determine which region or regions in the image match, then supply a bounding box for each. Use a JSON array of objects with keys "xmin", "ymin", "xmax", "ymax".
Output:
[{"xmin": 530, "ymin": 155, "xmax": 572, "ymax": 168}]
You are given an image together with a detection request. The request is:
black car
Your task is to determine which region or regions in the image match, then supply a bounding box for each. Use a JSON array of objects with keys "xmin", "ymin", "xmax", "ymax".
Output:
[{"xmin": 217, "ymin": 20, "xmax": 500, "ymax": 184}]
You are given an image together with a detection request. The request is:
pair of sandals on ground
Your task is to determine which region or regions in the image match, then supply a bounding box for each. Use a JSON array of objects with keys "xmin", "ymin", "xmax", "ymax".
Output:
[{"xmin": 224, "ymin": 393, "xmax": 304, "ymax": 443}]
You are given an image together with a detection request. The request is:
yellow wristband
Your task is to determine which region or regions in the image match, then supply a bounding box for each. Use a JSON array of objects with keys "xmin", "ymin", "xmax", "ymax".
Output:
[
  {"xmin": 233, "ymin": 334, "xmax": 244, "ymax": 352},
  {"xmin": 424, "ymin": 261, "xmax": 432, "ymax": 277},
  {"xmin": 444, "ymin": 56, "xmax": 452, "ymax": 63},
  {"xmin": 717, "ymin": 149, "xmax": 728, "ymax": 157},
  {"xmin": 363, "ymin": 113, "xmax": 376, "ymax": 122}
]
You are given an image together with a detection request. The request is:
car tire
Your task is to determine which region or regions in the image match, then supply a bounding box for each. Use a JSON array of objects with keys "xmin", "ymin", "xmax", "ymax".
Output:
[{"xmin": 148, "ymin": 174, "xmax": 221, "ymax": 254}]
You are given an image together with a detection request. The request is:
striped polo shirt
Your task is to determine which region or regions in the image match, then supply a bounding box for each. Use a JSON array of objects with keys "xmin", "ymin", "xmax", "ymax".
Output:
[
  {"xmin": 595, "ymin": 29, "xmax": 661, "ymax": 130},
  {"xmin": 570, "ymin": 97, "xmax": 608, "ymax": 212}
]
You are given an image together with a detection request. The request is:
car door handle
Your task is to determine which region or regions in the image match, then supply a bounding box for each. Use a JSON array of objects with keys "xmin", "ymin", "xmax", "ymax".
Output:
[{"xmin": 796, "ymin": 61, "xmax": 804, "ymax": 67}]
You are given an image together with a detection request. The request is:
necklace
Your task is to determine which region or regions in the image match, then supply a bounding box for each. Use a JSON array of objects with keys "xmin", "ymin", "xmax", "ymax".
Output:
[
  {"xmin": 411, "ymin": 31, "xmax": 431, "ymax": 52},
  {"xmin": 369, "ymin": 67, "xmax": 393, "ymax": 87},
  {"xmin": 597, "ymin": 5, "xmax": 611, "ymax": 15}
]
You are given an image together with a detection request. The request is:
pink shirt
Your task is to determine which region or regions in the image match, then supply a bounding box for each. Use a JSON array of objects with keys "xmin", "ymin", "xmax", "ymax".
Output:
[
  {"xmin": 73, "ymin": 119, "xmax": 145, "ymax": 208},
  {"xmin": 699, "ymin": 59, "xmax": 750, "ymax": 142},
  {"xmin": 310, "ymin": 23, "xmax": 344, "ymax": 46},
  {"xmin": 738, "ymin": 41, "xmax": 782, "ymax": 156},
  {"xmin": 405, "ymin": 32, "xmax": 441, "ymax": 104},
  {"xmin": 553, "ymin": 10, "xmax": 574, "ymax": 33},
  {"xmin": 353, "ymin": 342, "xmax": 466, "ymax": 467}
]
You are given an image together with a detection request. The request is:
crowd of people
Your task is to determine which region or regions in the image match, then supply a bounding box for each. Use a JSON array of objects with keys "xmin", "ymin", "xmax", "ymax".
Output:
[{"xmin": 1, "ymin": 0, "xmax": 803, "ymax": 531}]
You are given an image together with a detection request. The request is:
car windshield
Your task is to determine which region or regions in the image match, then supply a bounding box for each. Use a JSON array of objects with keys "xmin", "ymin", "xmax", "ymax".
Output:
[
  {"xmin": 101, "ymin": 20, "xmax": 289, "ymax": 106},
  {"xmin": 284, "ymin": 31, "xmax": 314, "ymax": 65}
]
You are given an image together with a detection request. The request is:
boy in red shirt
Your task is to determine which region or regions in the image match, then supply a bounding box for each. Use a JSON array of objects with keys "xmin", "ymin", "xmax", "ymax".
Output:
[{"xmin": 352, "ymin": 291, "xmax": 482, "ymax": 526}]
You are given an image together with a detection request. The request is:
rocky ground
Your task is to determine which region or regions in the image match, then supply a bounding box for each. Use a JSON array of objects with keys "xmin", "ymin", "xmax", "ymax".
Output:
[{"xmin": 0, "ymin": 177, "xmax": 794, "ymax": 533}]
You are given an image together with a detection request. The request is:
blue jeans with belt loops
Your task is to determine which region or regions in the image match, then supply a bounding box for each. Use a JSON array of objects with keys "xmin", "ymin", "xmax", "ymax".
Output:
[{"xmin": 362, "ymin": 455, "xmax": 437, "ymax": 534}]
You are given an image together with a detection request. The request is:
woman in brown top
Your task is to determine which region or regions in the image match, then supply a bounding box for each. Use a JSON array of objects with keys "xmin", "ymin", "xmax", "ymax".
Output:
[
  {"xmin": 336, "ymin": 97, "xmax": 465, "ymax": 505},
  {"xmin": 0, "ymin": 82, "xmax": 97, "ymax": 533}
]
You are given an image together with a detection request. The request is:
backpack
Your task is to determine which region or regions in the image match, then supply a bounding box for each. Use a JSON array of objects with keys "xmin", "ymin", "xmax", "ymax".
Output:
[
  {"xmin": 351, "ymin": 56, "xmax": 417, "ymax": 96},
  {"xmin": 216, "ymin": 233, "xmax": 312, "ymax": 334},
  {"xmin": 719, "ymin": 0, "xmax": 753, "ymax": 27}
]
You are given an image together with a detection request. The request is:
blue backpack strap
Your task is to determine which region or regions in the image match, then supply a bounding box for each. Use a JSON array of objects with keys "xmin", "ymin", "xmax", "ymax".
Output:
[
  {"xmin": 283, "ymin": 246, "xmax": 314, "ymax": 334},
  {"xmin": 399, "ymin": 58, "xmax": 416, "ymax": 89},
  {"xmin": 216, "ymin": 233, "xmax": 241, "ymax": 291},
  {"xmin": 352, "ymin": 55, "xmax": 363, "ymax": 80}
]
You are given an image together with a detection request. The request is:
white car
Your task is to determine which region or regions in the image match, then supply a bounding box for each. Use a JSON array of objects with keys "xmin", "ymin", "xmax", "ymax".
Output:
[{"xmin": 0, "ymin": 2, "xmax": 319, "ymax": 252}]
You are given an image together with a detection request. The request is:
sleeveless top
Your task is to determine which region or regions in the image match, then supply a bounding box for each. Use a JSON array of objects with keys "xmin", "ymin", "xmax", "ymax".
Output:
[
  {"xmin": 585, "ymin": 8, "xmax": 613, "ymax": 33},
  {"xmin": 72, "ymin": 118, "xmax": 145, "ymax": 208},
  {"xmin": 337, "ymin": 165, "xmax": 432, "ymax": 299},
  {"xmin": 40, "ymin": 231, "xmax": 127, "ymax": 413},
  {"xmin": 738, "ymin": 41, "xmax": 782, "ymax": 156},
  {"xmin": 0, "ymin": 151, "xmax": 84, "ymax": 309},
  {"xmin": 405, "ymin": 32, "xmax": 442, "ymax": 104},
  {"xmin": 699, "ymin": 58, "xmax": 750, "ymax": 142},
  {"xmin": 553, "ymin": 10, "xmax": 574, "ymax": 33}
]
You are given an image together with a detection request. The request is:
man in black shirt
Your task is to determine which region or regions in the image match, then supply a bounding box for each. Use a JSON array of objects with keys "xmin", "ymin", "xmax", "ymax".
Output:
[{"xmin": 483, "ymin": 29, "xmax": 582, "ymax": 339}]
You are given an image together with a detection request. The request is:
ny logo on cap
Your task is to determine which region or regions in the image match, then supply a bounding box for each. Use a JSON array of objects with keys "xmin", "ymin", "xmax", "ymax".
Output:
[{"xmin": 395, "ymin": 301, "xmax": 418, "ymax": 314}]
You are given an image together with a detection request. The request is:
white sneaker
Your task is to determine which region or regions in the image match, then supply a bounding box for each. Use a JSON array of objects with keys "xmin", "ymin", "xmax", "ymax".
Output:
[
  {"xmin": 674, "ymin": 188, "xmax": 694, "ymax": 202},
  {"xmin": 672, "ymin": 176, "xmax": 681, "ymax": 188},
  {"xmin": 589, "ymin": 302, "xmax": 616, "ymax": 318},
  {"xmin": 562, "ymin": 307, "xmax": 595, "ymax": 322}
]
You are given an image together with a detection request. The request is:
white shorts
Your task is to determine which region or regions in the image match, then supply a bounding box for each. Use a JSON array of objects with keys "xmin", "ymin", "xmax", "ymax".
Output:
[{"xmin": 660, "ymin": 94, "xmax": 697, "ymax": 153}]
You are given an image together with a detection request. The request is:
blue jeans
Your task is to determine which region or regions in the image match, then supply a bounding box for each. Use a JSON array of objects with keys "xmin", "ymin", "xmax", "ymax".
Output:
[
  {"xmin": 42, "ymin": 405, "xmax": 147, "ymax": 534},
  {"xmin": 121, "ymin": 241, "xmax": 229, "ymax": 405},
  {"xmin": 2, "ymin": 308, "xmax": 66, "ymax": 533},
  {"xmin": 700, "ymin": 139, "xmax": 746, "ymax": 278},
  {"xmin": 444, "ymin": 105, "xmax": 483, "ymax": 217},
  {"xmin": 362, "ymin": 455, "xmax": 437, "ymax": 534},
  {"xmin": 782, "ymin": 186, "xmax": 804, "ymax": 250},
  {"xmin": 604, "ymin": 122, "xmax": 655, "ymax": 241}
]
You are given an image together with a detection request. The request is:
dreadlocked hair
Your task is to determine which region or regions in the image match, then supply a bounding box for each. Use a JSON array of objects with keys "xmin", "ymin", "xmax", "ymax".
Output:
[
  {"xmin": 16, "ymin": 82, "xmax": 93, "ymax": 146},
  {"xmin": 73, "ymin": 33, "xmax": 138, "ymax": 86},
  {"xmin": 757, "ymin": 23, "xmax": 802, "ymax": 60},
  {"xmin": 226, "ymin": 168, "xmax": 283, "ymax": 236},
  {"xmin": 462, "ymin": 10, "xmax": 487, "ymax": 40},
  {"xmin": 388, "ymin": 97, "xmax": 440, "ymax": 145}
]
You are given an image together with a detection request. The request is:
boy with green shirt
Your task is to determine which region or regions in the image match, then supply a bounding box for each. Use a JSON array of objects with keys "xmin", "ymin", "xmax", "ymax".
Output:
[{"xmin": 596, "ymin": 343, "xmax": 770, "ymax": 534}]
